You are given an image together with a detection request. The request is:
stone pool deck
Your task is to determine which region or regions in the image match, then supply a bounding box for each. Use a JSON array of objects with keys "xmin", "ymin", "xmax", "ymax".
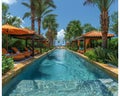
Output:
[
  {"xmin": 2, "ymin": 49, "xmax": 54, "ymax": 86},
  {"xmin": 70, "ymin": 50, "xmax": 118, "ymax": 80}
]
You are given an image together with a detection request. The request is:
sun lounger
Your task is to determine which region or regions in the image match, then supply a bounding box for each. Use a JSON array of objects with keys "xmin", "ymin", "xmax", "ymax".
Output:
[
  {"xmin": 2, "ymin": 48, "xmax": 25, "ymax": 61},
  {"xmin": 24, "ymin": 47, "xmax": 32, "ymax": 55},
  {"xmin": 11, "ymin": 47, "xmax": 31, "ymax": 57}
]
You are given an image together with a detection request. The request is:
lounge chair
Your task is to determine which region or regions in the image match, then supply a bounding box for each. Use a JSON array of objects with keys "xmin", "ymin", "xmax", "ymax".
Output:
[
  {"xmin": 2, "ymin": 48, "xmax": 25, "ymax": 61},
  {"xmin": 24, "ymin": 47, "xmax": 32, "ymax": 55},
  {"xmin": 11, "ymin": 47, "xmax": 31, "ymax": 57}
]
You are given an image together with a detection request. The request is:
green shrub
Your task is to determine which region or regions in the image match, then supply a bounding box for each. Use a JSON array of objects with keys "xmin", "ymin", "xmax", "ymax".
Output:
[
  {"xmin": 71, "ymin": 47, "xmax": 78, "ymax": 51},
  {"xmin": 12, "ymin": 39, "xmax": 25, "ymax": 51},
  {"xmin": 67, "ymin": 44, "xmax": 78, "ymax": 51},
  {"xmin": 96, "ymin": 40, "xmax": 102, "ymax": 46},
  {"xmin": 84, "ymin": 49, "xmax": 97, "ymax": 61},
  {"xmin": 106, "ymin": 52, "xmax": 118, "ymax": 66},
  {"xmin": 85, "ymin": 46, "xmax": 118, "ymax": 66},
  {"xmin": 108, "ymin": 38, "xmax": 118, "ymax": 50},
  {"xmin": 94, "ymin": 46, "xmax": 107, "ymax": 63},
  {"xmin": 2, "ymin": 56, "xmax": 14, "ymax": 75}
]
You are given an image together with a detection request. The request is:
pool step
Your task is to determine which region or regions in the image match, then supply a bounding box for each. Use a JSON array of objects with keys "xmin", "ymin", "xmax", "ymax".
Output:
[{"xmin": 9, "ymin": 79, "xmax": 117, "ymax": 96}]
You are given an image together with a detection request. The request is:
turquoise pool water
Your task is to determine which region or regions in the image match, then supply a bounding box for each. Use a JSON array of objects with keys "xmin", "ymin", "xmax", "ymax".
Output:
[{"xmin": 3, "ymin": 49, "xmax": 118, "ymax": 96}]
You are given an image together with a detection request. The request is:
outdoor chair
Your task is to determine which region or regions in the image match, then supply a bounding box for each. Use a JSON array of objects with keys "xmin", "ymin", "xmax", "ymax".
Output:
[
  {"xmin": 24, "ymin": 47, "xmax": 32, "ymax": 55},
  {"xmin": 2, "ymin": 48, "xmax": 25, "ymax": 61},
  {"xmin": 11, "ymin": 47, "xmax": 31, "ymax": 57}
]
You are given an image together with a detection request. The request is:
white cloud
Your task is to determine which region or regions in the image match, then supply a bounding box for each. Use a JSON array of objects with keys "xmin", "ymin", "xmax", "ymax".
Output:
[
  {"xmin": 57, "ymin": 29, "xmax": 65, "ymax": 40},
  {"xmin": 2, "ymin": 0, "xmax": 17, "ymax": 5},
  {"xmin": 55, "ymin": 29, "xmax": 66, "ymax": 46}
]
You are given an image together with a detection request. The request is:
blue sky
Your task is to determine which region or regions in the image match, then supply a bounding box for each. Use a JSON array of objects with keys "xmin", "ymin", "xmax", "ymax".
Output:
[{"xmin": 2, "ymin": 0, "xmax": 118, "ymax": 34}]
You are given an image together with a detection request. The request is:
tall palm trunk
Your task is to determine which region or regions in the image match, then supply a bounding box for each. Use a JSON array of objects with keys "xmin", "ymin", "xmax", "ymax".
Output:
[
  {"xmin": 48, "ymin": 29, "xmax": 53, "ymax": 46},
  {"xmin": 50, "ymin": 37, "xmax": 53, "ymax": 46},
  {"xmin": 31, "ymin": 12, "xmax": 35, "ymax": 30},
  {"xmin": 51, "ymin": 36, "xmax": 54, "ymax": 46},
  {"xmin": 101, "ymin": 11, "xmax": 109, "ymax": 48},
  {"xmin": 31, "ymin": 0, "xmax": 35, "ymax": 30},
  {"xmin": 38, "ymin": 0, "xmax": 41, "ymax": 34},
  {"xmin": 38, "ymin": 18, "xmax": 41, "ymax": 34}
]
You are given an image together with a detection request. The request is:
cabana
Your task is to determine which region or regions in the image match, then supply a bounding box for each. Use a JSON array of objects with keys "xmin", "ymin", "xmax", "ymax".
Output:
[
  {"xmin": 73, "ymin": 30, "xmax": 114, "ymax": 53},
  {"xmin": 2, "ymin": 24, "xmax": 46, "ymax": 56}
]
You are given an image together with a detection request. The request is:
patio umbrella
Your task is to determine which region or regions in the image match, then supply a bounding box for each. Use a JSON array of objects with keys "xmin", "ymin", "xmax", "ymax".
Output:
[
  {"xmin": 2, "ymin": 24, "xmax": 29, "ymax": 35},
  {"xmin": 20, "ymin": 28, "xmax": 35, "ymax": 35},
  {"xmin": 2, "ymin": 24, "xmax": 29, "ymax": 51}
]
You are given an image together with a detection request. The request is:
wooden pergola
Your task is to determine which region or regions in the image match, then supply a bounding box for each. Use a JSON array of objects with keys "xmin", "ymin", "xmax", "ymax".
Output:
[
  {"xmin": 2, "ymin": 24, "xmax": 47, "ymax": 56},
  {"xmin": 73, "ymin": 30, "xmax": 114, "ymax": 53}
]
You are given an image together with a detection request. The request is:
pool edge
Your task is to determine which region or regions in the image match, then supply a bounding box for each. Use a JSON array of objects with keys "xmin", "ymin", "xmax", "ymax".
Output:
[
  {"xmin": 2, "ymin": 49, "xmax": 55, "ymax": 86},
  {"xmin": 67, "ymin": 49, "xmax": 118, "ymax": 80}
]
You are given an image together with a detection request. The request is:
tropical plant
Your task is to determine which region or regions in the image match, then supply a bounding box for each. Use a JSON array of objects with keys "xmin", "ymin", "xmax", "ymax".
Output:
[
  {"xmin": 84, "ymin": 46, "xmax": 118, "ymax": 66},
  {"xmin": 2, "ymin": 3, "xmax": 22, "ymax": 27},
  {"xmin": 2, "ymin": 3, "xmax": 9, "ymax": 24},
  {"xmin": 94, "ymin": 46, "xmax": 107, "ymax": 63},
  {"xmin": 12, "ymin": 39, "xmax": 25, "ymax": 51},
  {"xmin": 108, "ymin": 38, "xmax": 118, "ymax": 50},
  {"xmin": 35, "ymin": 0, "xmax": 56, "ymax": 34},
  {"xmin": 71, "ymin": 44, "xmax": 78, "ymax": 51},
  {"xmin": 2, "ymin": 36, "xmax": 26, "ymax": 51},
  {"xmin": 84, "ymin": 0, "xmax": 115, "ymax": 48},
  {"xmin": 110, "ymin": 11, "xmax": 118, "ymax": 36},
  {"xmin": 42, "ymin": 14, "xmax": 58, "ymax": 46},
  {"xmin": 84, "ymin": 49, "xmax": 97, "ymax": 61},
  {"xmin": 2, "ymin": 34, "xmax": 14, "ymax": 49},
  {"xmin": 83, "ymin": 23, "xmax": 97, "ymax": 33},
  {"xmin": 22, "ymin": 0, "xmax": 56, "ymax": 33},
  {"xmin": 22, "ymin": 0, "xmax": 37, "ymax": 30},
  {"xmin": 65, "ymin": 20, "xmax": 83, "ymax": 41},
  {"xmin": 107, "ymin": 52, "xmax": 118, "ymax": 66},
  {"xmin": 4, "ymin": 15, "xmax": 23, "ymax": 27},
  {"xmin": 2, "ymin": 55, "xmax": 14, "ymax": 74}
]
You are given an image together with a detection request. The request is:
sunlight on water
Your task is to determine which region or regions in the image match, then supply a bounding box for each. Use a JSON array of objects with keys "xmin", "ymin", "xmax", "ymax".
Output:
[
  {"xmin": 8, "ymin": 80, "xmax": 117, "ymax": 96},
  {"xmin": 33, "ymin": 49, "xmax": 110, "ymax": 80}
]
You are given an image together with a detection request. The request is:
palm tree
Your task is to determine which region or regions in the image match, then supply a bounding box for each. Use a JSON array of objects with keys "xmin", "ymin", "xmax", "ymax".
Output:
[
  {"xmin": 42, "ymin": 14, "xmax": 58, "ymax": 46},
  {"xmin": 2, "ymin": 3, "xmax": 9, "ymax": 24},
  {"xmin": 22, "ymin": 0, "xmax": 37, "ymax": 30},
  {"xmin": 110, "ymin": 11, "xmax": 118, "ymax": 36},
  {"xmin": 35, "ymin": 0, "xmax": 56, "ymax": 34},
  {"xmin": 84, "ymin": 0, "xmax": 115, "ymax": 48},
  {"xmin": 65, "ymin": 20, "xmax": 83, "ymax": 41},
  {"xmin": 2, "ymin": 3, "xmax": 22, "ymax": 27},
  {"xmin": 5, "ymin": 16, "xmax": 23, "ymax": 27}
]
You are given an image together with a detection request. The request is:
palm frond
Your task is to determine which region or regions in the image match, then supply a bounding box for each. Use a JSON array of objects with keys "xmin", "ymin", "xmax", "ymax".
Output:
[
  {"xmin": 107, "ymin": 0, "xmax": 115, "ymax": 10},
  {"xmin": 83, "ymin": 0, "xmax": 94, "ymax": 5},
  {"xmin": 22, "ymin": 12, "xmax": 31, "ymax": 19},
  {"xmin": 45, "ymin": 0, "xmax": 56, "ymax": 8},
  {"xmin": 42, "ymin": 9, "xmax": 53, "ymax": 17},
  {"xmin": 22, "ymin": 2, "xmax": 30, "ymax": 8}
]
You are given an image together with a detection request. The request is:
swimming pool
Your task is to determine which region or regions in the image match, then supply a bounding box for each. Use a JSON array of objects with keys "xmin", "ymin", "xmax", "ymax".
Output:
[{"xmin": 3, "ymin": 49, "xmax": 118, "ymax": 96}]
